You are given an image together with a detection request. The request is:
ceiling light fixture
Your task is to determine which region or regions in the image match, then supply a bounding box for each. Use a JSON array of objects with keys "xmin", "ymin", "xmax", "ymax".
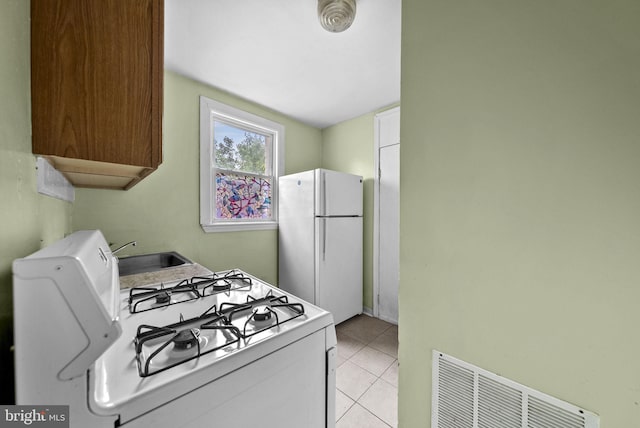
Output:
[{"xmin": 318, "ymin": 0, "xmax": 357, "ymax": 33}]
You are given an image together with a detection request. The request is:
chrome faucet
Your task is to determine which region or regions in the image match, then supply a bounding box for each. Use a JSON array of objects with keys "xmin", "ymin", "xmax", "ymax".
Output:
[{"xmin": 111, "ymin": 240, "xmax": 137, "ymax": 255}]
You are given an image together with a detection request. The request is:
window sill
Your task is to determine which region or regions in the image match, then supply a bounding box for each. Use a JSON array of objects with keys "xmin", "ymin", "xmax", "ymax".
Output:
[{"xmin": 201, "ymin": 222, "xmax": 278, "ymax": 233}]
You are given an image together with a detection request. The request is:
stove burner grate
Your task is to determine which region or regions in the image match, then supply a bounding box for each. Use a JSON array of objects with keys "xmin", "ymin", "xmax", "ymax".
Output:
[
  {"xmin": 129, "ymin": 280, "xmax": 200, "ymax": 314},
  {"xmin": 222, "ymin": 291, "xmax": 306, "ymax": 339},
  {"xmin": 134, "ymin": 311, "xmax": 241, "ymax": 377},
  {"xmin": 133, "ymin": 289, "xmax": 307, "ymax": 377},
  {"xmin": 128, "ymin": 270, "xmax": 254, "ymax": 314}
]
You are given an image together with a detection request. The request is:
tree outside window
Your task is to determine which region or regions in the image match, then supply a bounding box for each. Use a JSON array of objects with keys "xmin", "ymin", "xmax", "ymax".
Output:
[{"xmin": 213, "ymin": 122, "xmax": 273, "ymax": 220}]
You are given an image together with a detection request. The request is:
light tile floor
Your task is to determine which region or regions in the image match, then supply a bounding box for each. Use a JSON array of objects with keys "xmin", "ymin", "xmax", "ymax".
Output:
[{"xmin": 335, "ymin": 315, "xmax": 398, "ymax": 428}]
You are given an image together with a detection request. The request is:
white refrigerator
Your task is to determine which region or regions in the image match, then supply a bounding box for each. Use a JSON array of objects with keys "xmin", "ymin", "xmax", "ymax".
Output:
[{"xmin": 278, "ymin": 168, "xmax": 363, "ymax": 325}]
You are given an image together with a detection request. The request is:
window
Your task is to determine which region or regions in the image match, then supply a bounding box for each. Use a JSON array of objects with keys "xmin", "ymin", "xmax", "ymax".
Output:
[{"xmin": 200, "ymin": 96, "xmax": 284, "ymax": 232}]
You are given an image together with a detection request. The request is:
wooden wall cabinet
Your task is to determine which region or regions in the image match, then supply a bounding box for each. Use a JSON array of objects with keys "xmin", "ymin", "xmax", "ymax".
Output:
[{"xmin": 31, "ymin": 0, "xmax": 163, "ymax": 190}]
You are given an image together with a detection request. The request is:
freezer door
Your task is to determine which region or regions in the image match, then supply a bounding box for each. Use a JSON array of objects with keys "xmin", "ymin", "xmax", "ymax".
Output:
[
  {"xmin": 315, "ymin": 217, "xmax": 363, "ymax": 325},
  {"xmin": 315, "ymin": 169, "xmax": 363, "ymax": 217}
]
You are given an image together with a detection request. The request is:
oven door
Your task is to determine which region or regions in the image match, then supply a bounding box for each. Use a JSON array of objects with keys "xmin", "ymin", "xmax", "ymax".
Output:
[{"xmin": 121, "ymin": 329, "xmax": 333, "ymax": 428}]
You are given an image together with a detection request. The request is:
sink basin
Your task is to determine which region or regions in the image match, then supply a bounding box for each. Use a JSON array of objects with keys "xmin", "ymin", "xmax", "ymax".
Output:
[{"xmin": 117, "ymin": 252, "xmax": 193, "ymax": 276}]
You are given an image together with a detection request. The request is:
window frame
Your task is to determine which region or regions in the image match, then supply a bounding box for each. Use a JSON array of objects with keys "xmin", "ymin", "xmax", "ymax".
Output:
[{"xmin": 199, "ymin": 96, "xmax": 284, "ymax": 232}]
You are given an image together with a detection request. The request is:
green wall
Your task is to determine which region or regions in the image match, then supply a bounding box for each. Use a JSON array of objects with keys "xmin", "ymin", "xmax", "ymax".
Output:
[
  {"xmin": 72, "ymin": 71, "xmax": 323, "ymax": 285},
  {"xmin": 400, "ymin": 1, "xmax": 640, "ymax": 426},
  {"xmin": 0, "ymin": 0, "xmax": 73, "ymax": 404}
]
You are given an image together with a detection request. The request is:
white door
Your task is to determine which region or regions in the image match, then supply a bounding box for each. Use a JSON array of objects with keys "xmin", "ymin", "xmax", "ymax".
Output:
[
  {"xmin": 378, "ymin": 144, "xmax": 400, "ymax": 324},
  {"xmin": 315, "ymin": 217, "xmax": 363, "ymax": 325},
  {"xmin": 374, "ymin": 107, "xmax": 400, "ymax": 325}
]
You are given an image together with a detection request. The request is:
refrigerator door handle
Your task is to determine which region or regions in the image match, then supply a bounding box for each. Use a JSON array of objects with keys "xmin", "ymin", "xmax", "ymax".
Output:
[
  {"xmin": 321, "ymin": 170, "xmax": 327, "ymax": 216},
  {"xmin": 322, "ymin": 218, "xmax": 327, "ymax": 261}
]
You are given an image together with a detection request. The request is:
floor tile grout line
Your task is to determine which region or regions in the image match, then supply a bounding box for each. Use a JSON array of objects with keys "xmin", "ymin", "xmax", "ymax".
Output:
[
  {"xmin": 360, "ymin": 343, "xmax": 398, "ymax": 360},
  {"xmin": 355, "ymin": 402, "xmax": 393, "ymax": 428},
  {"xmin": 347, "ymin": 354, "xmax": 397, "ymax": 380},
  {"xmin": 335, "ymin": 389, "xmax": 356, "ymax": 424},
  {"xmin": 336, "ymin": 332, "xmax": 397, "ymax": 359},
  {"xmin": 371, "ymin": 373, "xmax": 398, "ymax": 390}
]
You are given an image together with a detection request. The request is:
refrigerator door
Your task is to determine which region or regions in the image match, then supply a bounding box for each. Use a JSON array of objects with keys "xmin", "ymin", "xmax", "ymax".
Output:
[
  {"xmin": 278, "ymin": 170, "xmax": 316, "ymax": 302},
  {"xmin": 315, "ymin": 169, "xmax": 363, "ymax": 217},
  {"xmin": 315, "ymin": 217, "xmax": 363, "ymax": 325}
]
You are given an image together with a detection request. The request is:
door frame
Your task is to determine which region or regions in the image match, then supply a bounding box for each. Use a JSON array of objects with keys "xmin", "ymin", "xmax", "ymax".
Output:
[{"xmin": 372, "ymin": 106, "xmax": 400, "ymax": 322}]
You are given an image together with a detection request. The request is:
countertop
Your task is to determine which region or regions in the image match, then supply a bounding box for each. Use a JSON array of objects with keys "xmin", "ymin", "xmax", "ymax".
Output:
[{"xmin": 119, "ymin": 263, "xmax": 214, "ymax": 289}]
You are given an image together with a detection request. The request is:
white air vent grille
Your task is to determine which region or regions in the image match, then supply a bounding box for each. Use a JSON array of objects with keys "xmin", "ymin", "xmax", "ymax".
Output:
[
  {"xmin": 438, "ymin": 359, "xmax": 474, "ymax": 428},
  {"xmin": 478, "ymin": 375, "xmax": 522, "ymax": 428},
  {"xmin": 528, "ymin": 396, "xmax": 585, "ymax": 428},
  {"xmin": 432, "ymin": 351, "xmax": 599, "ymax": 428}
]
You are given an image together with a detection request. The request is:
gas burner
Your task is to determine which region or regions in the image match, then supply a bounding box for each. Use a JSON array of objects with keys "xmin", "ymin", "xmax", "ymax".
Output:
[
  {"xmin": 193, "ymin": 270, "xmax": 253, "ymax": 297},
  {"xmin": 155, "ymin": 291, "xmax": 171, "ymax": 304},
  {"xmin": 210, "ymin": 281, "xmax": 231, "ymax": 292},
  {"xmin": 172, "ymin": 329, "xmax": 200, "ymax": 350},
  {"xmin": 252, "ymin": 305, "xmax": 273, "ymax": 323}
]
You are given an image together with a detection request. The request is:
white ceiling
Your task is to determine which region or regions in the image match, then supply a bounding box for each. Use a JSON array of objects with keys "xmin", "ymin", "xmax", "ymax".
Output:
[{"xmin": 164, "ymin": 0, "xmax": 401, "ymax": 129}]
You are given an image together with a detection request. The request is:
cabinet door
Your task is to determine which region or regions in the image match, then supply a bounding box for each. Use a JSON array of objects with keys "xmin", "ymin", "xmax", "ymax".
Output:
[{"xmin": 31, "ymin": 0, "xmax": 163, "ymax": 181}]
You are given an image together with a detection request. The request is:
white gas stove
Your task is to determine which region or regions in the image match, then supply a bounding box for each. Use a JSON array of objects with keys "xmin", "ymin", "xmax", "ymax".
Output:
[{"xmin": 13, "ymin": 230, "xmax": 337, "ymax": 427}]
